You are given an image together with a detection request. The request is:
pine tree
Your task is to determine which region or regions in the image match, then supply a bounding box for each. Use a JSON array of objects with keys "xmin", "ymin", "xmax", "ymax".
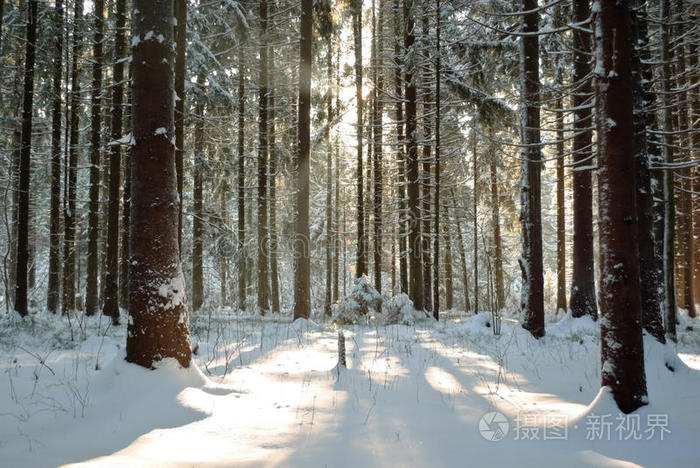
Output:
[
  {"xmin": 595, "ymin": 0, "xmax": 648, "ymax": 414},
  {"xmin": 293, "ymin": 0, "xmax": 313, "ymax": 320},
  {"xmin": 127, "ymin": 0, "xmax": 191, "ymax": 369},
  {"xmin": 13, "ymin": 0, "xmax": 38, "ymax": 316},
  {"xmin": 518, "ymin": 0, "xmax": 544, "ymax": 338}
]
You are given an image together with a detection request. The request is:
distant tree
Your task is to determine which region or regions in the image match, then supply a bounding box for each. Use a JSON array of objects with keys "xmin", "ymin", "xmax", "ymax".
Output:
[
  {"xmin": 595, "ymin": 0, "xmax": 648, "ymax": 414},
  {"xmin": 127, "ymin": 0, "xmax": 191, "ymax": 369},
  {"xmin": 257, "ymin": 0, "xmax": 270, "ymax": 314},
  {"xmin": 354, "ymin": 0, "xmax": 368, "ymax": 278}
]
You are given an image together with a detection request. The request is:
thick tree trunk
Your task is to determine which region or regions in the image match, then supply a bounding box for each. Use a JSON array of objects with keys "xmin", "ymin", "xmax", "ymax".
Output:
[
  {"xmin": 63, "ymin": 0, "xmax": 83, "ymax": 317},
  {"xmin": 13, "ymin": 0, "xmax": 38, "ymax": 316},
  {"xmin": 688, "ymin": 33, "xmax": 700, "ymax": 315},
  {"xmin": 405, "ymin": 0, "xmax": 423, "ymax": 310},
  {"xmin": 293, "ymin": 0, "xmax": 313, "ymax": 320},
  {"xmin": 119, "ymin": 137, "xmax": 131, "ymax": 309},
  {"xmin": 519, "ymin": 0, "xmax": 544, "ymax": 337},
  {"xmin": 174, "ymin": 0, "xmax": 186, "ymax": 253},
  {"xmin": 47, "ymin": 0, "xmax": 64, "ymax": 314},
  {"xmin": 420, "ymin": 14, "xmax": 432, "ymax": 313},
  {"xmin": 103, "ymin": 0, "xmax": 125, "ymax": 324},
  {"xmin": 127, "ymin": 0, "xmax": 191, "ymax": 369},
  {"xmin": 85, "ymin": 0, "xmax": 104, "ymax": 316},
  {"xmin": 594, "ymin": 0, "xmax": 648, "ymax": 414}
]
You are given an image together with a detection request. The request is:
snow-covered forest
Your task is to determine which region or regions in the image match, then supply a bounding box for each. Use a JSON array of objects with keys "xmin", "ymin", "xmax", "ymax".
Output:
[{"xmin": 0, "ymin": 0, "xmax": 699, "ymax": 466}]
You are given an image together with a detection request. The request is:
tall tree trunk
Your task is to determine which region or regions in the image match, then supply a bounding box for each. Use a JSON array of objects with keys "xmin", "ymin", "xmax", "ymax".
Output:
[
  {"xmin": 85, "ymin": 0, "xmax": 104, "ymax": 316},
  {"xmin": 237, "ymin": 44, "xmax": 246, "ymax": 310},
  {"xmin": 333, "ymin": 50, "xmax": 341, "ymax": 304},
  {"xmin": 454, "ymin": 205, "xmax": 470, "ymax": 312},
  {"xmin": 47, "ymin": 0, "xmax": 64, "ymax": 314},
  {"xmin": 660, "ymin": 0, "xmax": 676, "ymax": 341},
  {"xmin": 372, "ymin": 0, "xmax": 384, "ymax": 294},
  {"xmin": 174, "ymin": 0, "xmax": 186, "ymax": 253},
  {"xmin": 119, "ymin": 132, "xmax": 131, "ymax": 309},
  {"xmin": 268, "ymin": 43, "xmax": 280, "ymax": 314},
  {"xmin": 473, "ymin": 137, "xmax": 478, "ymax": 314},
  {"xmin": 420, "ymin": 14, "xmax": 432, "ymax": 314},
  {"xmin": 256, "ymin": 0, "xmax": 270, "ymax": 313},
  {"xmin": 394, "ymin": 0, "xmax": 408, "ymax": 294},
  {"xmin": 673, "ymin": 1, "xmax": 693, "ymax": 314},
  {"xmin": 325, "ymin": 45, "xmax": 333, "ymax": 315},
  {"xmin": 569, "ymin": 0, "xmax": 596, "ymax": 321},
  {"xmin": 519, "ymin": 0, "xmax": 544, "ymax": 337},
  {"xmin": 405, "ymin": 0, "xmax": 423, "ymax": 310},
  {"xmin": 354, "ymin": 0, "xmax": 368, "ymax": 278},
  {"xmin": 555, "ymin": 101, "xmax": 566, "ymax": 314},
  {"xmin": 127, "ymin": 0, "xmax": 191, "ymax": 369},
  {"xmin": 630, "ymin": 0, "xmax": 664, "ymax": 342},
  {"xmin": 490, "ymin": 158, "xmax": 504, "ymax": 311},
  {"xmin": 13, "ymin": 0, "xmax": 38, "ymax": 316},
  {"xmin": 103, "ymin": 0, "xmax": 125, "ymax": 324},
  {"xmin": 191, "ymin": 74, "xmax": 205, "ymax": 313},
  {"xmin": 594, "ymin": 0, "xmax": 648, "ymax": 414},
  {"xmin": 688, "ymin": 31, "xmax": 700, "ymax": 315},
  {"xmin": 433, "ymin": 0, "xmax": 441, "ymax": 318},
  {"xmin": 444, "ymin": 210, "xmax": 453, "ymax": 310},
  {"xmin": 293, "ymin": 0, "xmax": 312, "ymax": 320},
  {"xmin": 63, "ymin": 0, "xmax": 83, "ymax": 317}
]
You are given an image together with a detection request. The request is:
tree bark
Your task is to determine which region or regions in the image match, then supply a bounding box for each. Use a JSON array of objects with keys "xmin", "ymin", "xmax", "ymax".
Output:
[
  {"xmin": 293, "ymin": 0, "xmax": 312, "ymax": 320},
  {"xmin": 354, "ymin": 0, "xmax": 368, "ymax": 278},
  {"xmin": 257, "ymin": 0, "xmax": 270, "ymax": 313},
  {"xmin": 569, "ymin": 0, "xmax": 597, "ymax": 321},
  {"xmin": 103, "ymin": 0, "xmax": 125, "ymax": 324},
  {"xmin": 433, "ymin": 0, "xmax": 441, "ymax": 319},
  {"xmin": 519, "ymin": 0, "xmax": 544, "ymax": 338},
  {"xmin": 47, "ymin": 0, "xmax": 64, "ymax": 314},
  {"xmin": 660, "ymin": 0, "xmax": 676, "ymax": 341},
  {"xmin": 630, "ymin": 0, "xmax": 664, "ymax": 342},
  {"xmin": 127, "ymin": 0, "xmax": 191, "ymax": 369},
  {"xmin": 594, "ymin": 0, "xmax": 648, "ymax": 413},
  {"xmin": 192, "ymin": 74, "xmax": 205, "ymax": 312},
  {"xmin": 85, "ymin": 0, "xmax": 104, "ymax": 316},
  {"xmin": 394, "ymin": 0, "xmax": 408, "ymax": 294},
  {"xmin": 372, "ymin": 0, "xmax": 384, "ymax": 294},
  {"xmin": 268, "ymin": 41, "xmax": 280, "ymax": 314},
  {"xmin": 325, "ymin": 44, "xmax": 334, "ymax": 316},
  {"xmin": 63, "ymin": 0, "xmax": 83, "ymax": 317},
  {"xmin": 13, "ymin": 0, "xmax": 38, "ymax": 316},
  {"xmin": 174, "ymin": 0, "xmax": 186, "ymax": 254},
  {"xmin": 237, "ymin": 41, "xmax": 246, "ymax": 310},
  {"xmin": 405, "ymin": 0, "xmax": 423, "ymax": 310},
  {"xmin": 490, "ymin": 158, "xmax": 504, "ymax": 311}
]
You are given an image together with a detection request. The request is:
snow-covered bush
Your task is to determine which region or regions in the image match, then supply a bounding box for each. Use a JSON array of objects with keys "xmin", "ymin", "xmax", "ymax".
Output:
[
  {"xmin": 332, "ymin": 275, "xmax": 382, "ymax": 325},
  {"xmin": 382, "ymin": 293, "xmax": 430, "ymax": 326}
]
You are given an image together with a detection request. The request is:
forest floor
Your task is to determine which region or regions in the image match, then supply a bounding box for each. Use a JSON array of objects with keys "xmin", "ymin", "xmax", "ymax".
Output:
[{"xmin": 0, "ymin": 308, "xmax": 699, "ymax": 467}]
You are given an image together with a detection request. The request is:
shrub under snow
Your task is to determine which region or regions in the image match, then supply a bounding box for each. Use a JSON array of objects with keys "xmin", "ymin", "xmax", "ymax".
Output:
[{"xmin": 332, "ymin": 275, "xmax": 383, "ymax": 325}]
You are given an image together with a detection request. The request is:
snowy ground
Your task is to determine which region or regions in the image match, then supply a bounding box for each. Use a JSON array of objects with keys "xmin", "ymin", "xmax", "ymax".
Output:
[{"xmin": 1, "ymin": 308, "xmax": 699, "ymax": 467}]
